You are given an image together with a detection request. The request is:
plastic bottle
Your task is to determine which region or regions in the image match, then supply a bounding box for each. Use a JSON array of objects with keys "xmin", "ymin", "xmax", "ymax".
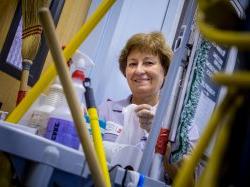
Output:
[
  {"xmin": 70, "ymin": 50, "xmax": 94, "ymax": 113},
  {"xmin": 72, "ymin": 70, "xmax": 86, "ymax": 112},
  {"xmin": 18, "ymin": 93, "xmax": 45, "ymax": 127},
  {"xmin": 27, "ymin": 77, "xmax": 64, "ymax": 136},
  {"xmin": 44, "ymin": 94, "xmax": 81, "ymax": 149},
  {"xmin": 70, "ymin": 50, "xmax": 94, "ymax": 76}
]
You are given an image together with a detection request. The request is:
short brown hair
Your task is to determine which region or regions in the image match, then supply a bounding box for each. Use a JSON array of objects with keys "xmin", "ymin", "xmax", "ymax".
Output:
[{"xmin": 119, "ymin": 32, "xmax": 173, "ymax": 76}]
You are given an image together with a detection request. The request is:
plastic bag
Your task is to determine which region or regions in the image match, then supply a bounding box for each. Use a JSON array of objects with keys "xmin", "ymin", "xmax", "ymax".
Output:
[{"xmin": 116, "ymin": 104, "xmax": 148, "ymax": 146}]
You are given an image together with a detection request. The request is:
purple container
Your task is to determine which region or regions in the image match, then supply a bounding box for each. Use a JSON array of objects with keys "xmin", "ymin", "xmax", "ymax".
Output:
[
  {"xmin": 46, "ymin": 117, "xmax": 78, "ymax": 136},
  {"xmin": 45, "ymin": 117, "xmax": 80, "ymax": 149}
]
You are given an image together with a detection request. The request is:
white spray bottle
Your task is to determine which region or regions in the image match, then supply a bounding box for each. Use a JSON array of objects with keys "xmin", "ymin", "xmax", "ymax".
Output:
[{"xmin": 71, "ymin": 50, "xmax": 95, "ymax": 113}]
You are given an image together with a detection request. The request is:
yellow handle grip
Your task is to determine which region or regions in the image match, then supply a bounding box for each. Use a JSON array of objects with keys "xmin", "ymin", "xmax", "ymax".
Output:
[{"xmin": 88, "ymin": 108, "xmax": 111, "ymax": 187}]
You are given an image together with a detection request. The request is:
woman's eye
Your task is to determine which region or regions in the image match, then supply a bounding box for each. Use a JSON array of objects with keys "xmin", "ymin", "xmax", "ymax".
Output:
[
  {"xmin": 145, "ymin": 61, "xmax": 154, "ymax": 65},
  {"xmin": 128, "ymin": 62, "xmax": 137, "ymax": 67}
]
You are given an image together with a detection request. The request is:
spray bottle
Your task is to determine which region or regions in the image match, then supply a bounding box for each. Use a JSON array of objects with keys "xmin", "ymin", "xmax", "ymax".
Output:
[{"xmin": 70, "ymin": 50, "xmax": 94, "ymax": 113}]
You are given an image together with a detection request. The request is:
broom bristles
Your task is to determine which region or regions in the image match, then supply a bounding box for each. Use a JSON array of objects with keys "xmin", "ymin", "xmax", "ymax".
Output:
[
  {"xmin": 22, "ymin": 35, "xmax": 41, "ymax": 62},
  {"xmin": 21, "ymin": 0, "xmax": 49, "ymax": 62},
  {"xmin": 22, "ymin": 0, "xmax": 49, "ymax": 28}
]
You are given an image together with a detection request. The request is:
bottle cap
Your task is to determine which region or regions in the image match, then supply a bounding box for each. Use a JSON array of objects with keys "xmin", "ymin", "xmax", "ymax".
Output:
[{"xmin": 72, "ymin": 70, "xmax": 85, "ymax": 81}]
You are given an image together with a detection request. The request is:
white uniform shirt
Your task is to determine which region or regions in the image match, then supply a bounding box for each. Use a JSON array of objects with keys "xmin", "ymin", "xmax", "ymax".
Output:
[
  {"xmin": 98, "ymin": 96, "xmax": 131, "ymax": 126},
  {"xmin": 98, "ymin": 96, "xmax": 199, "ymax": 146}
]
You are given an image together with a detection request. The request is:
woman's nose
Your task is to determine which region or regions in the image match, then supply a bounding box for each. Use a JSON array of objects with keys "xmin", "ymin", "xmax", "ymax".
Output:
[{"xmin": 135, "ymin": 63, "xmax": 145, "ymax": 74}]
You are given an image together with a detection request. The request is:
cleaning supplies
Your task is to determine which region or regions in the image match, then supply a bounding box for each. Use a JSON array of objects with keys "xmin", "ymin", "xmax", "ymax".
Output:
[
  {"xmin": 70, "ymin": 50, "xmax": 94, "ymax": 75},
  {"xmin": 72, "ymin": 70, "xmax": 86, "ymax": 109},
  {"xmin": 44, "ymin": 93, "xmax": 81, "ymax": 149},
  {"xmin": 27, "ymin": 77, "xmax": 63, "ymax": 135},
  {"xmin": 70, "ymin": 50, "xmax": 94, "ymax": 113},
  {"xmin": 44, "ymin": 51, "xmax": 94, "ymax": 149},
  {"xmin": 84, "ymin": 115, "xmax": 106, "ymax": 137}
]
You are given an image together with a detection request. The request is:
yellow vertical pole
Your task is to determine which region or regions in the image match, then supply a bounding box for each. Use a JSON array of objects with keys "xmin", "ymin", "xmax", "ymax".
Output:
[{"xmin": 85, "ymin": 82, "xmax": 111, "ymax": 186}]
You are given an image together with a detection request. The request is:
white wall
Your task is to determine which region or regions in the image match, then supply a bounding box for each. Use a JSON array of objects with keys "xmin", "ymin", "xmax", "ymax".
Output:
[{"xmin": 80, "ymin": 0, "xmax": 184, "ymax": 105}]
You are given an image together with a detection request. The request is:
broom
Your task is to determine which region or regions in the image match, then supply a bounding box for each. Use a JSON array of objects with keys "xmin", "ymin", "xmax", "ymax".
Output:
[{"xmin": 16, "ymin": 0, "xmax": 48, "ymax": 105}]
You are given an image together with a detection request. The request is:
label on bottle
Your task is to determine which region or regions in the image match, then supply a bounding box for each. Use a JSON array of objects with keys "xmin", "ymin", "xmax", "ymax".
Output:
[
  {"xmin": 46, "ymin": 117, "xmax": 78, "ymax": 135},
  {"xmin": 28, "ymin": 111, "xmax": 50, "ymax": 136},
  {"xmin": 45, "ymin": 117, "xmax": 80, "ymax": 149}
]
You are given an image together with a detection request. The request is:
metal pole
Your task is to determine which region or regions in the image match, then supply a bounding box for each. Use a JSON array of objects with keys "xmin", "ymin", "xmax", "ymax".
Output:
[{"xmin": 138, "ymin": 0, "xmax": 197, "ymax": 175}]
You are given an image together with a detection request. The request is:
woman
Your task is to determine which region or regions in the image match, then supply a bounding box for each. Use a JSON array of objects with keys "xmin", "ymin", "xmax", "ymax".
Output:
[
  {"xmin": 98, "ymin": 32, "xmax": 198, "ymax": 183},
  {"xmin": 98, "ymin": 31, "xmax": 172, "ymax": 134}
]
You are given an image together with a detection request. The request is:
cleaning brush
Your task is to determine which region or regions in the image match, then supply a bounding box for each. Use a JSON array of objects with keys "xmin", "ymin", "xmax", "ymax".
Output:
[{"xmin": 17, "ymin": 0, "xmax": 48, "ymax": 105}]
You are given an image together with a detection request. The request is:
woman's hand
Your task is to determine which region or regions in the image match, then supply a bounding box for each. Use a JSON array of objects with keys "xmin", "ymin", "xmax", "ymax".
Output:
[
  {"xmin": 163, "ymin": 142, "xmax": 179, "ymax": 181},
  {"xmin": 135, "ymin": 104, "xmax": 155, "ymax": 132},
  {"xmin": 163, "ymin": 143, "xmax": 195, "ymax": 186}
]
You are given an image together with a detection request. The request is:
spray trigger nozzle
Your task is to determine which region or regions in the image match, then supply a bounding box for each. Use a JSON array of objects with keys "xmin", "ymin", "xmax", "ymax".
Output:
[{"xmin": 83, "ymin": 78, "xmax": 91, "ymax": 88}]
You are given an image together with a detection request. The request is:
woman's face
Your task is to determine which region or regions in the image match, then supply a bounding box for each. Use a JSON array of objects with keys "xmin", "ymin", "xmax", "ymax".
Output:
[{"xmin": 125, "ymin": 49, "xmax": 165, "ymax": 98}]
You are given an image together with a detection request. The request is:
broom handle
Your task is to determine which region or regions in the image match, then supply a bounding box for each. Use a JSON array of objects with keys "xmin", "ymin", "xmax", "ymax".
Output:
[
  {"xmin": 16, "ymin": 60, "xmax": 32, "ymax": 105},
  {"xmin": 20, "ymin": 61, "xmax": 32, "ymax": 90},
  {"xmin": 38, "ymin": 8, "xmax": 107, "ymax": 187}
]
